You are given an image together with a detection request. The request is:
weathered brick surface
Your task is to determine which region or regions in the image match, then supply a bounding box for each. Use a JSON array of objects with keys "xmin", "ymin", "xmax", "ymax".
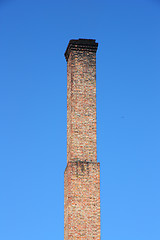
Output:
[
  {"xmin": 64, "ymin": 162, "xmax": 100, "ymax": 239},
  {"xmin": 64, "ymin": 39, "xmax": 100, "ymax": 239}
]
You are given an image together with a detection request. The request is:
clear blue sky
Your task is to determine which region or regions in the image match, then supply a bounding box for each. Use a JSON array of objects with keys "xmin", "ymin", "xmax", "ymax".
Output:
[{"xmin": 0, "ymin": 0, "xmax": 160, "ymax": 239}]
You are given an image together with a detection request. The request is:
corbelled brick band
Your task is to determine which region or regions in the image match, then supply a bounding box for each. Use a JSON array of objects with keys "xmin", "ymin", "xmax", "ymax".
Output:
[{"xmin": 64, "ymin": 39, "xmax": 101, "ymax": 239}]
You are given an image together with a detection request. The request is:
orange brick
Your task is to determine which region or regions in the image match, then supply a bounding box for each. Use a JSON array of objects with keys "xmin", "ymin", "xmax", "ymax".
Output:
[{"xmin": 64, "ymin": 39, "xmax": 100, "ymax": 239}]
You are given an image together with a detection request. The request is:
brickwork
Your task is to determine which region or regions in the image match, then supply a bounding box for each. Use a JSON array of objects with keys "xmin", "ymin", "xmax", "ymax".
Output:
[{"xmin": 64, "ymin": 39, "xmax": 100, "ymax": 239}]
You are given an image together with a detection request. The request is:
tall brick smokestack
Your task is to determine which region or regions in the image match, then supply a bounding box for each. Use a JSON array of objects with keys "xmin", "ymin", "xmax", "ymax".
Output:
[{"xmin": 64, "ymin": 39, "xmax": 101, "ymax": 239}]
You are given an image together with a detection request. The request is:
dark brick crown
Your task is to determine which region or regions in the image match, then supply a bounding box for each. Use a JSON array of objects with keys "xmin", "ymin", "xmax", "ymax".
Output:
[{"xmin": 64, "ymin": 38, "xmax": 98, "ymax": 61}]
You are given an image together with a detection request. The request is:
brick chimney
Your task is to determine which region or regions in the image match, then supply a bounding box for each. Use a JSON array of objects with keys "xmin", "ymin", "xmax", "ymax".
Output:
[{"xmin": 64, "ymin": 39, "xmax": 101, "ymax": 239}]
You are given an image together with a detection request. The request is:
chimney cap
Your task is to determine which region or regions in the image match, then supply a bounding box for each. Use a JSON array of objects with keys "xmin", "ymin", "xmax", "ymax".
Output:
[{"xmin": 64, "ymin": 38, "xmax": 98, "ymax": 62}]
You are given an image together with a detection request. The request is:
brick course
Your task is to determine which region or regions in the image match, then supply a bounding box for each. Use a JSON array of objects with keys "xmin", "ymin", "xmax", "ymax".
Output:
[{"xmin": 64, "ymin": 39, "xmax": 100, "ymax": 239}]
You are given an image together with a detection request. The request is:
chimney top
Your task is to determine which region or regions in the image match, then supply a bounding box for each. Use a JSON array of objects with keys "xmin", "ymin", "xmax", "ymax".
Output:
[{"xmin": 64, "ymin": 38, "xmax": 98, "ymax": 61}]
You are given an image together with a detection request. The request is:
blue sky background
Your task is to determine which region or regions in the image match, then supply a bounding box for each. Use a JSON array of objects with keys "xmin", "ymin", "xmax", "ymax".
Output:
[{"xmin": 0, "ymin": 0, "xmax": 160, "ymax": 239}]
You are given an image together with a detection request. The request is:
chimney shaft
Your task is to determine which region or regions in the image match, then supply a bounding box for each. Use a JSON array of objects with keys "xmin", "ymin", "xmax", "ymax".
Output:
[{"xmin": 64, "ymin": 39, "xmax": 101, "ymax": 239}]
